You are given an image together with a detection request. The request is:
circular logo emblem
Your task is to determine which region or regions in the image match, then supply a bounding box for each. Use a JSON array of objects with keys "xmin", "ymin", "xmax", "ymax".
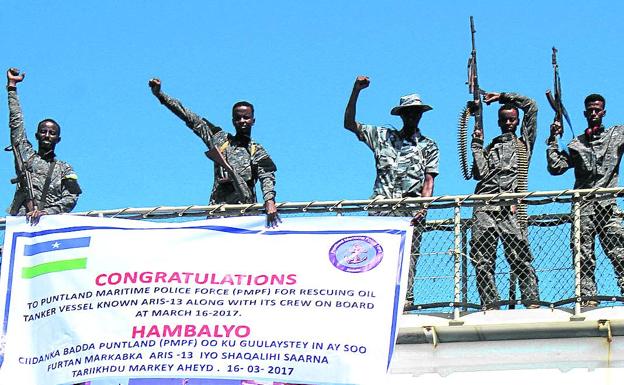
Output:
[{"xmin": 329, "ymin": 236, "xmax": 383, "ymax": 273}]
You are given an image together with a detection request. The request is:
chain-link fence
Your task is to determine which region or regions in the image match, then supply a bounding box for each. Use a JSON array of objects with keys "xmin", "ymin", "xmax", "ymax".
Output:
[
  {"xmin": 1, "ymin": 188, "xmax": 624, "ymax": 316},
  {"xmin": 409, "ymin": 188, "xmax": 624, "ymax": 315}
]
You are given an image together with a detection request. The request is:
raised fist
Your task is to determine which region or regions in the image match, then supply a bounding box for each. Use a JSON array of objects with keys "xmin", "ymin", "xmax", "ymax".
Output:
[
  {"xmin": 7, "ymin": 68, "xmax": 25, "ymax": 86},
  {"xmin": 353, "ymin": 75, "xmax": 370, "ymax": 91},
  {"xmin": 148, "ymin": 78, "xmax": 161, "ymax": 95}
]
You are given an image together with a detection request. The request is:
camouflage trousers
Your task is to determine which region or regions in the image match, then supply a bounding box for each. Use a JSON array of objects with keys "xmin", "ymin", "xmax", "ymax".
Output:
[
  {"xmin": 370, "ymin": 209, "xmax": 423, "ymax": 303},
  {"xmin": 576, "ymin": 204, "xmax": 624, "ymax": 297},
  {"xmin": 469, "ymin": 207, "xmax": 540, "ymax": 307}
]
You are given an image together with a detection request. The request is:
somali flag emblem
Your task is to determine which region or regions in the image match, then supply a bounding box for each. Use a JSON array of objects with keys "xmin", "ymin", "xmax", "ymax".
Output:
[{"xmin": 21, "ymin": 236, "xmax": 91, "ymax": 279}]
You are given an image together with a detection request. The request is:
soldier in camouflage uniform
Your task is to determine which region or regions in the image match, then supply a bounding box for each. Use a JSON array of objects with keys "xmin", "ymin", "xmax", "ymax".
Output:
[
  {"xmin": 344, "ymin": 76, "xmax": 439, "ymax": 308},
  {"xmin": 547, "ymin": 94, "xmax": 624, "ymax": 305},
  {"xmin": 148, "ymin": 78, "xmax": 280, "ymax": 228},
  {"xmin": 6, "ymin": 68, "xmax": 81, "ymax": 224},
  {"xmin": 469, "ymin": 92, "xmax": 540, "ymax": 309}
]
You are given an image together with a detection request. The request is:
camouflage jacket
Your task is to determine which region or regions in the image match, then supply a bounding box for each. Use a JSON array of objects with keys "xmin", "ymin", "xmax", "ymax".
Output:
[
  {"xmin": 471, "ymin": 93, "xmax": 538, "ymax": 199},
  {"xmin": 7, "ymin": 90, "xmax": 80, "ymax": 215},
  {"xmin": 547, "ymin": 124, "xmax": 624, "ymax": 210},
  {"xmin": 155, "ymin": 91, "xmax": 277, "ymax": 204},
  {"xmin": 355, "ymin": 124, "xmax": 439, "ymax": 200}
]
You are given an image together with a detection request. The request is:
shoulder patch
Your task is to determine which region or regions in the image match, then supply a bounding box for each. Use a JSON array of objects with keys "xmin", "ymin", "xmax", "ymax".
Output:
[
  {"xmin": 63, "ymin": 173, "xmax": 79, "ymax": 180},
  {"xmin": 62, "ymin": 177, "xmax": 82, "ymax": 194},
  {"xmin": 219, "ymin": 141, "xmax": 230, "ymax": 152}
]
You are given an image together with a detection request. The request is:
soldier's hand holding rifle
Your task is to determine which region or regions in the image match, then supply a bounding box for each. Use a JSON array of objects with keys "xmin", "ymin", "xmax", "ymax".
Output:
[
  {"xmin": 470, "ymin": 92, "xmax": 501, "ymax": 140},
  {"xmin": 467, "ymin": 98, "xmax": 483, "ymax": 140},
  {"xmin": 550, "ymin": 120, "xmax": 563, "ymax": 139}
]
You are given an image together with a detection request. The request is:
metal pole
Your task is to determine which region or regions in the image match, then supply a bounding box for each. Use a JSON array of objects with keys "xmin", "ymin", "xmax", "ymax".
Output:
[
  {"xmin": 572, "ymin": 193, "xmax": 582, "ymax": 316},
  {"xmin": 453, "ymin": 198, "xmax": 462, "ymax": 320},
  {"xmin": 461, "ymin": 225, "xmax": 469, "ymax": 311}
]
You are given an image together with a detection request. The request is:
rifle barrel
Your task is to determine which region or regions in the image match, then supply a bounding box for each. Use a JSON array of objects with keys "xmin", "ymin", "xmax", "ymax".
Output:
[
  {"xmin": 468, "ymin": 17, "xmax": 481, "ymax": 112},
  {"xmin": 552, "ymin": 46, "xmax": 558, "ymax": 66},
  {"xmin": 470, "ymin": 16, "xmax": 476, "ymax": 49}
]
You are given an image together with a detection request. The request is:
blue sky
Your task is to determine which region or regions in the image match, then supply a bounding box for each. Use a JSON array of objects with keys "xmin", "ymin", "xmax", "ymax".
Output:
[{"xmin": 1, "ymin": 1, "xmax": 624, "ymax": 212}]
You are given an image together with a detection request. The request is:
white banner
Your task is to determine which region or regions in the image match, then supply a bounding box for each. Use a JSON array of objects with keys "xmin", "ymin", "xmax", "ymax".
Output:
[{"xmin": 0, "ymin": 214, "xmax": 412, "ymax": 385}]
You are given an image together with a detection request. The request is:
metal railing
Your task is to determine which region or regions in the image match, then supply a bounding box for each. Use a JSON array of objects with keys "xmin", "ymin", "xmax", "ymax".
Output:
[{"xmin": 2, "ymin": 187, "xmax": 624, "ymax": 318}]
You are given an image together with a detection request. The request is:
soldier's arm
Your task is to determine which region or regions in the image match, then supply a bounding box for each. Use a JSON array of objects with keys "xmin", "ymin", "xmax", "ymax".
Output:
[
  {"xmin": 471, "ymin": 134, "xmax": 489, "ymax": 180},
  {"xmin": 424, "ymin": 141, "xmax": 440, "ymax": 179},
  {"xmin": 148, "ymin": 78, "xmax": 220, "ymax": 146},
  {"xmin": 421, "ymin": 174, "xmax": 435, "ymax": 198},
  {"xmin": 546, "ymin": 126, "xmax": 572, "ymax": 175},
  {"xmin": 412, "ymin": 141, "xmax": 438, "ymax": 223},
  {"xmin": 411, "ymin": 173, "xmax": 435, "ymax": 225},
  {"xmin": 255, "ymin": 146, "xmax": 277, "ymax": 203},
  {"xmin": 500, "ymin": 92, "xmax": 538, "ymax": 156},
  {"xmin": 7, "ymin": 69, "xmax": 36, "ymax": 159},
  {"xmin": 343, "ymin": 76, "xmax": 381, "ymax": 151},
  {"xmin": 344, "ymin": 76, "xmax": 370, "ymax": 134},
  {"xmin": 615, "ymin": 125, "xmax": 624, "ymax": 152},
  {"xmin": 254, "ymin": 146, "xmax": 280, "ymax": 228}
]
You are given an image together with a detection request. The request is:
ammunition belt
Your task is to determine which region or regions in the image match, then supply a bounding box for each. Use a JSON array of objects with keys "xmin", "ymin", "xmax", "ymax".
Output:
[
  {"xmin": 515, "ymin": 137, "xmax": 529, "ymax": 231},
  {"xmin": 457, "ymin": 106, "xmax": 473, "ymax": 180}
]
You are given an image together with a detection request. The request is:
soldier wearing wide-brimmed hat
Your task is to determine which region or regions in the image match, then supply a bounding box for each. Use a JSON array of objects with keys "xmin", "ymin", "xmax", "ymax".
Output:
[
  {"xmin": 389, "ymin": 93, "xmax": 433, "ymax": 115},
  {"xmin": 343, "ymin": 75, "xmax": 439, "ymax": 311}
]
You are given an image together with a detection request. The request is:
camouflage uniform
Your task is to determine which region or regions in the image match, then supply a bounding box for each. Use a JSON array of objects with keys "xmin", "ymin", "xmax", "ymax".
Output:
[
  {"xmin": 547, "ymin": 125, "xmax": 624, "ymax": 296},
  {"xmin": 355, "ymin": 123, "xmax": 439, "ymax": 302},
  {"xmin": 470, "ymin": 93, "xmax": 540, "ymax": 307},
  {"xmin": 155, "ymin": 92, "xmax": 276, "ymax": 204},
  {"xmin": 7, "ymin": 90, "xmax": 80, "ymax": 216}
]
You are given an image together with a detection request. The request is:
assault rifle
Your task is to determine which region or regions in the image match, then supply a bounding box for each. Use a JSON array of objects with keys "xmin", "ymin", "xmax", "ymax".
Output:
[
  {"xmin": 204, "ymin": 140, "xmax": 253, "ymax": 204},
  {"xmin": 458, "ymin": 16, "xmax": 486, "ymax": 180},
  {"xmin": 546, "ymin": 47, "xmax": 574, "ymax": 137},
  {"xmin": 467, "ymin": 16, "xmax": 485, "ymax": 132},
  {"xmin": 5, "ymin": 143, "xmax": 37, "ymax": 213}
]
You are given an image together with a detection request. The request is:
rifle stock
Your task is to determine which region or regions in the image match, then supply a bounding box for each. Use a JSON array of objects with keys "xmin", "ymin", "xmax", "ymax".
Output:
[{"xmin": 545, "ymin": 90, "xmax": 557, "ymax": 112}]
